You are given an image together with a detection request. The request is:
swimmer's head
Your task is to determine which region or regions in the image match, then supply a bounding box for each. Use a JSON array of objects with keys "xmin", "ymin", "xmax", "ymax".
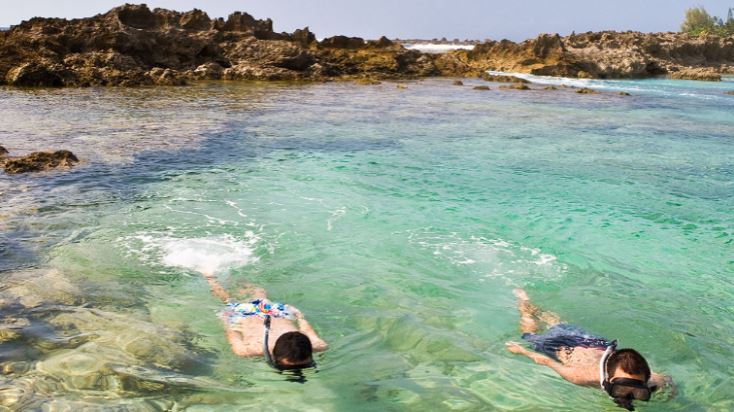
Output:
[
  {"xmin": 272, "ymin": 331, "xmax": 313, "ymax": 368},
  {"xmin": 606, "ymin": 348, "xmax": 651, "ymax": 383},
  {"xmin": 603, "ymin": 349, "xmax": 654, "ymax": 410}
]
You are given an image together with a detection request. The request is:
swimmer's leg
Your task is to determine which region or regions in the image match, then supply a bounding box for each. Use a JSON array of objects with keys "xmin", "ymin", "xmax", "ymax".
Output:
[
  {"xmin": 514, "ymin": 288, "xmax": 539, "ymax": 334},
  {"xmin": 514, "ymin": 288, "xmax": 562, "ymax": 333},
  {"xmin": 236, "ymin": 283, "xmax": 267, "ymax": 300}
]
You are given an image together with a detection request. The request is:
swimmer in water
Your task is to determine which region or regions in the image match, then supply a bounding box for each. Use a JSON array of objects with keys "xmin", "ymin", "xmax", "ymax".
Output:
[
  {"xmin": 202, "ymin": 271, "xmax": 327, "ymax": 370},
  {"xmin": 505, "ymin": 289, "xmax": 674, "ymax": 411}
]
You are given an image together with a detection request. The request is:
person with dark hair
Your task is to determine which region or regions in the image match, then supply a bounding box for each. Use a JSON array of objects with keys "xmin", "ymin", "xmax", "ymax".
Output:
[
  {"xmin": 202, "ymin": 271, "xmax": 327, "ymax": 369},
  {"xmin": 505, "ymin": 289, "xmax": 674, "ymax": 411}
]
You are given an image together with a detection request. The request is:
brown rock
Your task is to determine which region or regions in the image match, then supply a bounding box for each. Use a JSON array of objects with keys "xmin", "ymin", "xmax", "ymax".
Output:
[
  {"xmin": 3, "ymin": 150, "xmax": 79, "ymax": 174},
  {"xmin": 544, "ymin": 85, "xmax": 558, "ymax": 90},
  {"xmin": 667, "ymin": 68, "xmax": 721, "ymax": 81},
  {"xmin": 146, "ymin": 68, "xmax": 187, "ymax": 86},
  {"xmin": 193, "ymin": 62, "xmax": 223, "ymax": 80},
  {"xmin": 619, "ymin": 91, "xmax": 631, "ymax": 96},
  {"xmin": 452, "ymin": 80, "xmax": 464, "ymax": 86},
  {"xmin": 5, "ymin": 61, "xmax": 66, "ymax": 87},
  {"xmin": 499, "ymin": 83, "xmax": 530, "ymax": 90},
  {"xmin": 473, "ymin": 85, "xmax": 490, "ymax": 90},
  {"xmin": 115, "ymin": 4, "xmax": 157, "ymax": 29},
  {"xmin": 179, "ymin": 9, "xmax": 212, "ymax": 31},
  {"xmin": 576, "ymin": 88, "xmax": 599, "ymax": 94},
  {"xmin": 354, "ymin": 78, "xmax": 381, "ymax": 85},
  {"xmin": 480, "ymin": 73, "xmax": 530, "ymax": 83},
  {"xmin": 319, "ymin": 36, "xmax": 366, "ymax": 49},
  {"xmin": 0, "ymin": 146, "xmax": 7, "ymax": 156},
  {"xmin": 726, "ymin": 90, "xmax": 734, "ymax": 95}
]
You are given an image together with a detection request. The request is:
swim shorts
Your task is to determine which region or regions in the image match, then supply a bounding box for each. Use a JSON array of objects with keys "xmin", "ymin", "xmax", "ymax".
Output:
[
  {"xmin": 221, "ymin": 298, "xmax": 291, "ymax": 324},
  {"xmin": 522, "ymin": 323, "xmax": 611, "ymax": 361}
]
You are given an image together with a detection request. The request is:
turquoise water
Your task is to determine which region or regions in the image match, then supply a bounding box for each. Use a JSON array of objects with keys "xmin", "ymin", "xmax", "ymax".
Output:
[{"xmin": 1, "ymin": 77, "xmax": 733, "ymax": 411}]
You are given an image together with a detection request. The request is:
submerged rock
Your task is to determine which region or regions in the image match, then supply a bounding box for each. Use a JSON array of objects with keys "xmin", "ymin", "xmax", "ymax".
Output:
[
  {"xmin": 3, "ymin": 150, "xmax": 79, "ymax": 174},
  {"xmin": 576, "ymin": 87, "xmax": 599, "ymax": 94},
  {"xmin": 0, "ymin": 268, "xmax": 212, "ymax": 409},
  {"xmin": 452, "ymin": 80, "xmax": 464, "ymax": 86},
  {"xmin": 725, "ymin": 90, "xmax": 734, "ymax": 95},
  {"xmin": 619, "ymin": 91, "xmax": 631, "ymax": 96},
  {"xmin": 480, "ymin": 73, "xmax": 530, "ymax": 83},
  {"xmin": 473, "ymin": 85, "xmax": 490, "ymax": 90},
  {"xmin": 499, "ymin": 83, "xmax": 530, "ymax": 90},
  {"xmin": 544, "ymin": 85, "xmax": 558, "ymax": 90},
  {"xmin": 0, "ymin": 146, "xmax": 7, "ymax": 156}
]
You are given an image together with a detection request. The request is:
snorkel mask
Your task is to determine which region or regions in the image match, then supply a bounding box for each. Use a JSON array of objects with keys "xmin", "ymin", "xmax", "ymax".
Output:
[
  {"xmin": 599, "ymin": 340, "xmax": 652, "ymax": 411},
  {"xmin": 263, "ymin": 315, "xmax": 317, "ymax": 374}
]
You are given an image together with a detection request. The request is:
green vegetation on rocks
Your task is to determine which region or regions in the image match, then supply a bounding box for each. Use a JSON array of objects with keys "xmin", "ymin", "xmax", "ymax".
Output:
[{"xmin": 681, "ymin": 6, "xmax": 734, "ymax": 36}]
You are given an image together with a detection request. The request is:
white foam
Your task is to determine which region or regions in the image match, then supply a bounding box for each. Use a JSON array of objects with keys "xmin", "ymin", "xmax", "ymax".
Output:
[
  {"xmin": 403, "ymin": 43, "xmax": 475, "ymax": 54},
  {"xmin": 122, "ymin": 233, "xmax": 259, "ymax": 274}
]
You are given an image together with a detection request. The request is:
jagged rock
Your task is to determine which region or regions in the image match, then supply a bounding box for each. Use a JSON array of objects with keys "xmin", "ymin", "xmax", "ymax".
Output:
[
  {"xmin": 222, "ymin": 11, "xmax": 273, "ymax": 33},
  {"xmin": 116, "ymin": 4, "xmax": 157, "ymax": 29},
  {"xmin": 147, "ymin": 68, "xmax": 187, "ymax": 85},
  {"xmin": 320, "ymin": 36, "xmax": 366, "ymax": 49},
  {"xmin": 667, "ymin": 68, "xmax": 721, "ymax": 81},
  {"xmin": 3, "ymin": 150, "xmax": 79, "ymax": 174},
  {"xmin": 576, "ymin": 88, "xmax": 599, "ymax": 94},
  {"xmin": 3, "ymin": 4, "xmax": 734, "ymax": 86},
  {"xmin": 292, "ymin": 27, "xmax": 316, "ymax": 47},
  {"xmin": 193, "ymin": 62, "xmax": 223, "ymax": 80},
  {"xmin": 452, "ymin": 80, "xmax": 464, "ymax": 86},
  {"xmin": 499, "ymin": 83, "xmax": 530, "ymax": 90},
  {"xmin": 367, "ymin": 36, "xmax": 396, "ymax": 49},
  {"xmin": 179, "ymin": 9, "xmax": 212, "ymax": 31},
  {"xmin": 0, "ymin": 146, "xmax": 7, "ymax": 156},
  {"xmin": 473, "ymin": 85, "xmax": 490, "ymax": 90},
  {"xmin": 480, "ymin": 73, "xmax": 530, "ymax": 83},
  {"xmin": 5, "ymin": 61, "xmax": 66, "ymax": 87}
]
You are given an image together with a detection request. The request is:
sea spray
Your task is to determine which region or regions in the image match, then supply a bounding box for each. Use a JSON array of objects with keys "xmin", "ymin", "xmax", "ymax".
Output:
[{"xmin": 122, "ymin": 232, "xmax": 260, "ymax": 274}]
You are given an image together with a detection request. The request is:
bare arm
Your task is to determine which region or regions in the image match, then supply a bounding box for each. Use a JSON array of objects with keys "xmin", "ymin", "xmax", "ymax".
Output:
[
  {"xmin": 505, "ymin": 342, "xmax": 596, "ymax": 386},
  {"xmin": 650, "ymin": 372, "xmax": 677, "ymax": 399},
  {"xmin": 290, "ymin": 306, "xmax": 328, "ymax": 352},
  {"xmin": 202, "ymin": 271, "xmax": 230, "ymax": 303}
]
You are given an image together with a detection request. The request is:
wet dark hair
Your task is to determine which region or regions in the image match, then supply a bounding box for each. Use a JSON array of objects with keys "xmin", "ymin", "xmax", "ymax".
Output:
[
  {"xmin": 606, "ymin": 349, "xmax": 651, "ymax": 381},
  {"xmin": 273, "ymin": 332, "xmax": 313, "ymax": 365}
]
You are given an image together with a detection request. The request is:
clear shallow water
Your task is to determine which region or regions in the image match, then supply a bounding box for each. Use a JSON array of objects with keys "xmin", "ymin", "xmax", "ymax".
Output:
[{"xmin": 0, "ymin": 77, "xmax": 733, "ymax": 411}]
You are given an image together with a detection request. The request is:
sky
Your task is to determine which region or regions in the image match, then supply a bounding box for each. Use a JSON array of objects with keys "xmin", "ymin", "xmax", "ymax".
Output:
[{"xmin": 1, "ymin": 1, "xmax": 733, "ymax": 41}]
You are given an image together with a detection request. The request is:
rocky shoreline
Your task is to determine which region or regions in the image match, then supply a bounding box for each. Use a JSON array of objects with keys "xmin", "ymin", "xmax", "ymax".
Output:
[{"xmin": 1, "ymin": 4, "xmax": 733, "ymax": 87}]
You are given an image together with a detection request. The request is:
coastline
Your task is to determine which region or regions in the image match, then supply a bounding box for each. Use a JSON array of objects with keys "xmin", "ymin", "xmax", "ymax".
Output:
[{"xmin": 1, "ymin": 4, "xmax": 734, "ymax": 88}]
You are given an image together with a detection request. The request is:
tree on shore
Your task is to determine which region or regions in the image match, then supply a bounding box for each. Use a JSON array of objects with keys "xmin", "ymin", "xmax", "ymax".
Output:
[{"xmin": 681, "ymin": 6, "xmax": 734, "ymax": 35}]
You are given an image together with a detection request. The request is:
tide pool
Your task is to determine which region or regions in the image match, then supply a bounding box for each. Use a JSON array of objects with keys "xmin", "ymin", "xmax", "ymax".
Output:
[{"xmin": 0, "ymin": 77, "xmax": 733, "ymax": 410}]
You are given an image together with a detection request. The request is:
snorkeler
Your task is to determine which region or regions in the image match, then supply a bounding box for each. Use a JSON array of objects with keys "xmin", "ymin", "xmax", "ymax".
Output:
[
  {"xmin": 202, "ymin": 271, "xmax": 327, "ymax": 370},
  {"xmin": 505, "ymin": 289, "xmax": 674, "ymax": 411}
]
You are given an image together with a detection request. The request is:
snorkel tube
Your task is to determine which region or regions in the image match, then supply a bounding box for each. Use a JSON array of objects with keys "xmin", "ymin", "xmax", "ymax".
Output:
[
  {"xmin": 263, "ymin": 315, "xmax": 278, "ymax": 369},
  {"xmin": 599, "ymin": 339, "xmax": 618, "ymax": 390}
]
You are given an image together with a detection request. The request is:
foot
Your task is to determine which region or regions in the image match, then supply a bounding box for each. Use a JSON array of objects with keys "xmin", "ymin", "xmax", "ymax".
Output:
[
  {"xmin": 505, "ymin": 341, "xmax": 527, "ymax": 355},
  {"xmin": 513, "ymin": 288, "xmax": 529, "ymax": 301}
]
